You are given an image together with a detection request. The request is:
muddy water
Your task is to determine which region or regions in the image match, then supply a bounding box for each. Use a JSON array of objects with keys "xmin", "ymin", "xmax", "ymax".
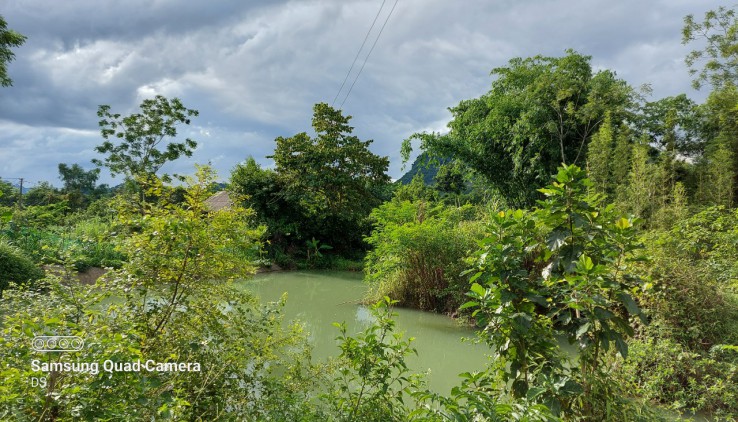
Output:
[{"xmin": 238, "ymin": 270, "xmax": 490, "ymax": 395}]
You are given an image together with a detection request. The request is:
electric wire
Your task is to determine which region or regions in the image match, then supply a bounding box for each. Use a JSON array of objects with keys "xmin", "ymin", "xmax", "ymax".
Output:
[
  {"xmin": 339, "ymin": 0, "xmax": 399, "ymax": 109},
  {"xmin": 331, "ymin": 0, "xmax": 387, "ymax": 107}
]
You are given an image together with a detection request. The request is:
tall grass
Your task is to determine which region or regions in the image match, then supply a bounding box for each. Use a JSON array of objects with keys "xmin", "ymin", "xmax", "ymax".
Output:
[{"xmin": 1, "ymin": 217, "xmax": 124, "ymax": 271}]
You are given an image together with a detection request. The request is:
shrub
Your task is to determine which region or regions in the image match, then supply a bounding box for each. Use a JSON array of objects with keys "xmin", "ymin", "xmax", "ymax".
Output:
[
  {"xmin": 615, "ymin": 337, "xmax": 738, "ymax": 418},
  {"xmin": 364, "ymin": 200, "xmax": 484, "ymax": 313},
  {"xmin": 0, "ymin": 239, "xmax": 43, "ymax": 292},
  {"xmin": 619, "ymin": 205, "xmax": 738, "ymax": 416},
  {"xmin": 464, "ymin": 165, "xmax": 652, "ymax": 420},
  {"xmin": 1, "ymin": 220, "xmax": 125, "ymax": 272}
]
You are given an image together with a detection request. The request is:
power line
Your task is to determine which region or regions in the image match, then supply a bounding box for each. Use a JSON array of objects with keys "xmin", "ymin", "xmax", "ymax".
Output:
[
  {"xmin": 332, "ymin": 0, "xmax": 387, "ymax": 107},
  {"xmin": 339, "ymin": 0, "xmax": 399, "ymax": 109}
]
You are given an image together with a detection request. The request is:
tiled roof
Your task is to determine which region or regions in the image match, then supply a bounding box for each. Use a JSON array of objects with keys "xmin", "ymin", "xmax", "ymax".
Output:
[{"xmin": 204, "ymin": 190, "xmax": 233, "ymax": 211}]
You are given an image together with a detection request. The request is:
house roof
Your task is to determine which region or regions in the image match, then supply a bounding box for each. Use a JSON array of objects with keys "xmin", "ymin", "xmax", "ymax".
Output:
[{"xmin": 204, "ymin": 190, "xmax": 233, "ymax": 211}]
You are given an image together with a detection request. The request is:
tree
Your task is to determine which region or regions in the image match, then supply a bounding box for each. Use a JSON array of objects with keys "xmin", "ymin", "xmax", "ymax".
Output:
[
  {"xmin": 230, "ymin": 157, "xmax": 303, "ymax": 250},
  {"xmin": 93, "ymin": 95, "xmax": 199, "ymax": 184},
  {"xmin": 23, "ymin": 182, "xmax": 62, "ymax": 207},
  {"xmin": 0, "ymin": 15, "xmax": 26, "ymax": 87},
  {"xmin": 465, "ymin": 165, "xmax": 647, "ymax": 419},
  {"xmin": 58, "ymin": 163, "xmax": 100, "ymax": 194},
  {"xmin": 403, "ymin": 50, "xmax": 636, "ymax": 206},
  {"xmin": 0, "ymin": 180, "xmax": 17, "ymax": 206},
  {"xmin": 265, "ymin": 103, "xmax": 390, "ymax": 252},
  {"xmin": 586, "ymin": 111, "xmax": 614, "ymax": 194},
  {"xmin": 638, "ymin": 94, "xmax": 703, "ymax": 156},
  {"xmin": 683, "ymin": 6, "xmax": 738, "ymax": 90},
  {"xmin": 58, "ymin": 163, "xmax": 101, "ymax": 209}
]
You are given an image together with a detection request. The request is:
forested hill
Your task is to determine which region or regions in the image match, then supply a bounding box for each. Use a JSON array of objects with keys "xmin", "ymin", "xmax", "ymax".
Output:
[{"xmin": 396, "ymin": 152, "xmax": 449, "ymax": 185}]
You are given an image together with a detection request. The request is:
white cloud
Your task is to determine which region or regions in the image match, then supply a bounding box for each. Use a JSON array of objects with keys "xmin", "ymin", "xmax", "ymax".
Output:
[{"xmin": 0, "ymin": 0, "xmax": 727, "ymax": 186}]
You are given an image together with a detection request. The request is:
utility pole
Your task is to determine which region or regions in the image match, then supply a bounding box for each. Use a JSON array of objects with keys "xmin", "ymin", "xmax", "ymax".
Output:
[{"xmin": 17, "ymin": 177, "xmax": 23, "ymax": 208}]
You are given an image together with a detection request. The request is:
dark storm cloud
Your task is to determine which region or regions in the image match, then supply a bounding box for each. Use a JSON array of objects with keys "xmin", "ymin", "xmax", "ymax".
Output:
[{"xmin": 0, "ymin": 0, "xmax": 726, "ymax": 186}]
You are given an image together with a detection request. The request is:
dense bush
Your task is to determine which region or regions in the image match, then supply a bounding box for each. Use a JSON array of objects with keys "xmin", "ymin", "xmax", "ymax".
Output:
[
  {"xmin": 364, "ymin": 200, "xmax": 484, "ymax": 313},
  {"xmin": 2, "ymin": 218, "xmax": 125, "ymax": 272},
  {"xmin": 464, "ymin": 165, "xmax": 655, "ymax": 420},
  {"xmin": 0, "ymin": 168, "xmax": 319, "ymax": 420},
  {"xmin": 0, "ymin": 239, "xmax": 43, "ymax": 292},
  {"xmin": 616, "ymin": 337, "xmax": 738, "ymax": 418},
  {"xmin": 616, "ymin": 205, "xmax": 738, "ymax": 417}
]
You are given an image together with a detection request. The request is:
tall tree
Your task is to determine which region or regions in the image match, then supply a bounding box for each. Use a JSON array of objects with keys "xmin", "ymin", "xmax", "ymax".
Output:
[
  {"xmin": 93, "ymin": 95, "xmax": 198, "ymax": 184},
  {"xmin": 267, "ymin": 103, "xmax": 390, "ymax": 251},
  {"xmin": 403, "ymin": 50, "xmax": 636, "ymax": 206},
  {"xmin": 638, "ymin": 94, "xmax": 702, "ymax": 156},
  {"xmin": 0, "ymin": 15, "xmax": 26, "ymax": 87},
  {"xmin": 586, "ymin": 112, "xmax": 614, "ymax": 195},
  {"xmin": 233, "ymin": 104, "xmax": 390, "ymax": 255},
  {"xmin": 58, "ymin": 163, "xmax": 100, "ymax": 194},
  {"xmin": 683, "ymin": 6, "xmax": 738, "ymax": 90},
  {"xmin": 58, "ymin": 163, "xmax": 102, "ymax": 209}
]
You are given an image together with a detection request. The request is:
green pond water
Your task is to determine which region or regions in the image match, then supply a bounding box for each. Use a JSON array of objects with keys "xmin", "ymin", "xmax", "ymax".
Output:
[
  {"xmin": 236, "ymin": 271, "xmax": 712, "ymax": 420},
  {"xmin": 238, "ymin": 270, "xmax": 491, "ymax": 395}
]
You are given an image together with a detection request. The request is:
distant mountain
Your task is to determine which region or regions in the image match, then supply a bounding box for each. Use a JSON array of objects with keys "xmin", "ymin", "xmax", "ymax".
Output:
[{"xmin": 396, "ymin": 152, "xmax": 450, "ymax": 185}]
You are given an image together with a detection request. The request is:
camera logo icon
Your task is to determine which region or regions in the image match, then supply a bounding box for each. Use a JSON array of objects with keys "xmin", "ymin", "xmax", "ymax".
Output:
[{"xmin": 31, "ymin": 336, "xmax": 84, "ymax": 352}]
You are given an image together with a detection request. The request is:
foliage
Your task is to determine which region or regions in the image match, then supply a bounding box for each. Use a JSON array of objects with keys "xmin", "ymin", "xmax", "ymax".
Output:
[
  {"xmin": 610, "ymin": 206, "xmax": 738, "ymax": 417},
  {"xmin": 615, "ymin": 336, "xmax": 738, "ymax": 418},
  {"xmin": 0, "ymin": 166, "xmax": 325, "ymax": 420},
  {"xmin": 0, "ymin": 15, "xmax": 26, "ymax": 87},
  {"xmin": 586, "ymin": 111, "xmax": 614, "ymax": 195},
  {"xmin": 403, "ymin": 50, "xmax": 637, "ymax": 206},
  {"xmin": 93, "ymin": 95, "xmax": 199, "ymax": 184},
  {"xmin": 637, "ymin": 94, "xmax": 703, "ymax": 156},
  {"xmin": 411, "ymin": 368, "xmax": 558, "ymax": 422},
  {"xmin": 58, "ymin": 163, "xmax": 104, "ymax": 210},
  {"xmin": 1, "ymin": 215, "xmax": 124, "ymax": 271},
  {"xmin": 464, "ymin": 164, "xmax": 650, "ymax": 419},
  {"xmin": 322, "ymin": 297, "xmax": 422, "ymax": 421},
  {"xmin": 392, "ymin": 173, "xmax": 438, "ymax": 203},
  {"xmin": 696, "ymin": 84, "xmax": 738, "ymax": 205},
  {"xmin": 0, "ymin": 179, "xmax": 18, "ymax": 206},
  {"xmin": 58, "ymin": 164, "xmax": 100, "ymax": 194},
  {"xmin": 683, "ymin": 6, "xmax": 738, "ymax": 90},
  {"xmin": 364, "ymin": 200, "xmax": 484, "ymax": 313},
  {"xmin": 0, "ymin": 239, "xmax": 43, "ymax": 293},
  {"xmin": 232, "ymin": 104, "xmax": 391, "ymax": 259}
]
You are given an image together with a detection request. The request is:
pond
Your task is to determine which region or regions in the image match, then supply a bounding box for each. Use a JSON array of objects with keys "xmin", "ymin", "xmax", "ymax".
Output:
[{"xmin": 238, "ymin": 270, "xmax": 491, "ymax": 395}]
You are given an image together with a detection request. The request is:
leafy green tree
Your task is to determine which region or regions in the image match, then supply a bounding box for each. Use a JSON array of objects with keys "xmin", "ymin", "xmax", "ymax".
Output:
[
  {"xmin": 392, "ymin": 172, "xmax": 438, "ymax": 203},
  {"xmin": 230, "ymin": 157, "xmax": 302, "ymax": 249},
  {"xmin": 638, "ymin": 94, "xmax": 703, "ymax": 156},
  {"xmin": 697, "ymin": 84, "xmax": 738, "ymax": 204},
  {"xmin": 58, "ymin": 163, "xmax": 102, "ymax": 209},
  {"xmin": 683, "ymin": 6, "xmax": 738, "ymax": 90},
  {"xmin": 93, "ymin": 95, "xmax": 199, "ymax": 185},
  {"xmin": 0, "ymin": 15, "xmax": 26, "ymax": 87},
  {"xmin": 434, "ymin": 160, "xmax": 466, "ymax": 199},
  {"xmin": 403, "ymin": 50, "xmax": 636, "ymax": 206},
  {"xmin": 464, "ymin": 165, "xmax": 648, "ymax": 419},
  {"xmin": 58, "ymin": 163, "xmax": 100, "ymax": 194},
  {"xmin": 586, "ymin": 111, "xmax": 614, "ymax": 194},
  {"xmin": 236, "ymin": 103, "xmax": 390, "ymax": 255},
  {"xmin": 23, "ymin": 181, "xmax": 62, "ymax": 207},
  {"xmin": 698, "ymin": 140, "xmax": 735, "ymax": 207},
  {"xmin": 625, "ymin": 139, "xmax": 663, "ymax": 224},
  {"xmin": 0, "ymin": 166, "xmax": 323, "ymax": 420},
  {"xmin": 0, "ymin": 180, "xmax": 17, "ymax": 206},
  {"xmin": 611, "ymin": 124, "xmax": 632, "ymax": 189}
]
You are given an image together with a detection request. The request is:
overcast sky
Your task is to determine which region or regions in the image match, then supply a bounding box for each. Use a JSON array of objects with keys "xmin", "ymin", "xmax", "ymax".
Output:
[{"xmin": 0, "ymin": 0, "xmax": 724, "ymax": 188}]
